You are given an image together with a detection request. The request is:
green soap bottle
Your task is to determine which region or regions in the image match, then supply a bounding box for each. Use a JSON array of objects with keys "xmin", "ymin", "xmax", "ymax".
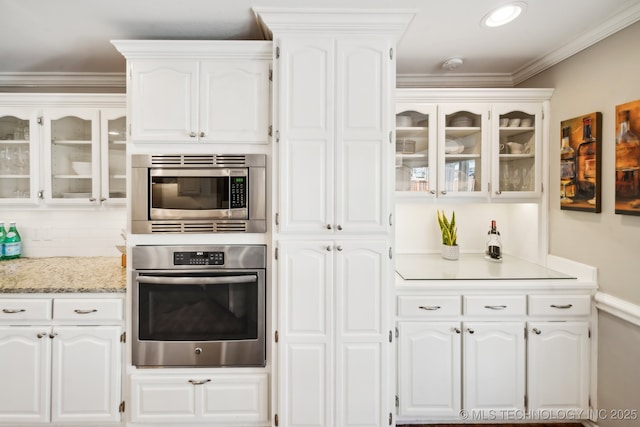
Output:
[{"xmin": 3, "ymin": 221, "xmax": 21, "ymax": 260}]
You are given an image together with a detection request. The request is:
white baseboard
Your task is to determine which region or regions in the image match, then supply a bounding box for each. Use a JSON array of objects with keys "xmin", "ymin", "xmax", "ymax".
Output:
[{"xmin": 594, "ymin": 292, "xmax": 640, "ymax": 327}]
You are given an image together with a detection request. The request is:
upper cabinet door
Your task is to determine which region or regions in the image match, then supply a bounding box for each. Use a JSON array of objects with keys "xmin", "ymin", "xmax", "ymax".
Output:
[
  {"xmin": 277, "ymin": 38, "xmax": 392, "ymax": 235},
  {"xmin": 491, "ymin": 103, "xmax": 543, "ymax": 199},
  {"xmin": 335, "ymin": 39, "xmax": 391, "ymax": 235},
  {"xmin": 100, "ymin": 109, "xmax": 126, "ymax": 204},
  {"xmin": 129, "ymin": 59, "xmax": 198, "ymax": 142},
  {"xmin": 0, "ymin": 109, "xmax": 39, "ymax": 205},
  {"xmin": 395, "ymin": 103, "xmax": 437, "ymax": 196},
  {"xmin": 42, "ymin": 109, "xmax": 101, "ymax": 205},
  {"xmin": 199, "ymin": 60, "xmax": 270, "ymax": 143},
  {"xmin": 277, "ymin": 38, "xmax": 335, "ymax": 234},
  {"xmin": 437, "ymin": 103, "xmax": 490, "ymax": 198}
]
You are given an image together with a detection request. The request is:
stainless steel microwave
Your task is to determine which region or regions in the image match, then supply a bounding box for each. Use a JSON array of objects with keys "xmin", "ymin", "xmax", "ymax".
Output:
[{"xmin": 130, "ymin": 154, "xmax": 266, "ymax": 234}]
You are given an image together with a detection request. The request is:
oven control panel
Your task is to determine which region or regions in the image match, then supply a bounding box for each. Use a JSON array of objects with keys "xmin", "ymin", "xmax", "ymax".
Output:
[{"xmin": 173, "ymin": 251, "xmax": 225, "ymax": 266}]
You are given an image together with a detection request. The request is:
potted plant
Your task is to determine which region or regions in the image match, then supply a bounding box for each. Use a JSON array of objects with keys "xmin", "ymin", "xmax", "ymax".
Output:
[{"xmin": 437, "ymin": 209, "xmax": 459, "ymax": 260}]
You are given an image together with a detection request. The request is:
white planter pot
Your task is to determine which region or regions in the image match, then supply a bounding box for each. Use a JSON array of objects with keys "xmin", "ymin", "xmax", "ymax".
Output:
[{"xmin": 441, "ymin": 244, "xmax": 459, "ymax": 261}]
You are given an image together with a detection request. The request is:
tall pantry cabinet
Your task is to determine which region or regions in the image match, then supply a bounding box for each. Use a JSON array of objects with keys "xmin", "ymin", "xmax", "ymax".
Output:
[{"xmin": 255, "ymin": 9, "xmax": 414, "ymax": 427}]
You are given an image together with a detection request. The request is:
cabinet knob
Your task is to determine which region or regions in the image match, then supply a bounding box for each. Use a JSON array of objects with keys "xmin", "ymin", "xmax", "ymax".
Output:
[
  {"xmin": 37, "ymin": 332, "xmax": 47, "ymax": 339},
  {"xmin": 453, "ymin": 328, "xmax": 461, "ymax": 334},
  {"xmin": 429, "ymin": 190, "xmax": 436, "ymax": 195},
  {"xmin": 440, "ymin": 190, "xmax": 447, "ymax": 195},
  {"xmin": 49, "ymin": 332, "xmax": 58, "ymax": 339},
  {"xmin": 326, "ymin": 224, "xmax": 332, "ymax": 230},
  {"xmin": 199, "ymin": 132, "xmax": 205, "ymax": 138},
  {"xmin": 495, "ymin": 190, "xmax": 502, "ymax": 195},
  {"xmin": 467, "ymin": 328, "xmax": 475, "ymax": 334},
  {"xmin": 100, "ymin": 197, "xmax": 107, "ymax": 202},
  {"xmin": 532, "ymin": 328, "xmax": 542, "ymax": 335},
  {"xmin": 189, "ymin": 132, "xmax": 197, "ymax": 138},
  {"xmin": 89, "ymin": 197, "xmax": 96, "ymax": 202},
  {"xmin": 326, "ymin": 246, "xmax": 332, "ymax": 252},
  {"xmin": 194, "ymin": 347, "xmax": 203, "ymax": 355},
  {"xmin": 336, "ymin": 245, "xmax": 343, "ymax": 252},
  {"xmin": 337, "ymin": 225, "xmax": 343, "ymax": 231}
]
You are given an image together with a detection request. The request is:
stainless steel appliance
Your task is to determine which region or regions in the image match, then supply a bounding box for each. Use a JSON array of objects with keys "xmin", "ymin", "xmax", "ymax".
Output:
[
  {"xmin": 131, "ymin": 245, "xmax": 266, "ymax": 368},
  {"xmin": 130, "ymin": 154, "xmax": 266, "ymax": 234}
]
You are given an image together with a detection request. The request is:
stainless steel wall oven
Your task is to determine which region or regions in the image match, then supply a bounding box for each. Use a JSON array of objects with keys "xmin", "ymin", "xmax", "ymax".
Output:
[
  {"xmin": 132, "ymin": 245, "xmax": 266, "ymax": 368},
  {"xmin": 130, "ymin": 154, "xmax": 266, "ymax": 234}
]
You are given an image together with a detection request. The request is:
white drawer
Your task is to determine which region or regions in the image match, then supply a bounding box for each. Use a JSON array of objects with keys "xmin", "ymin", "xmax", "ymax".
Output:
[
  {"xmin": 0, "ymin": 299, "xmax": 51, "ymax": 320},
  {"xmin": 53, "ymin": 298, "xmax": 123, "ymax": 321},
  {"xmin": 464, "ymin": 295, "xmax": 526, "ymax": 316},
  {"xmin": 397, "ymin": 296, "xmax": 461, "ymax": 317},
  {"xmin": 528, "ymin": 295, "xmax": 591, "ymax": 316}
]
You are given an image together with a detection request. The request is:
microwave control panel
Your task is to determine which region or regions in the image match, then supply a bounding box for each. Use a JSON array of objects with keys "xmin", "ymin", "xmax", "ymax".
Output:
[
  {"xmin": 173, "ymin": 251, "xmax": 225, "ymax": 266},
  {"xmin": 230, "ymin": 177, "xmax": 246, "ymax": 209}
]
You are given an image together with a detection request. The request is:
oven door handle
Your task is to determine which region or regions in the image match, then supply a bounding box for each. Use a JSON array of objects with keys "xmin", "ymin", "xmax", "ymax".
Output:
[{"xmin": 137, "ymin": 274, "xmax": 258, "ymax": 285}]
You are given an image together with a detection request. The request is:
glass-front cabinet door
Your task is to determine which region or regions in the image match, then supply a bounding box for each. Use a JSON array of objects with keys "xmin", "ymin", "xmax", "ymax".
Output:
[
  {"xmin": 437, "ymin": 104, "xmax": 489, "ymax": 198},
  {"xmin": 0, "ymin": 110, "xmax": 38, "ymax": 204},
  {"xmin": 395, "ymin": 104, "xmax": 437, "ymax": 196},
  {"xmin": 43, "ymin": 109, "xmax": 100, "ymax": 204},
  {"xmin": 491, "ymin": 104, "xmax": 542, "ymax": 198},
  {"xmin": 101, "ymin": 109, "xmax": 126, "ymax": 204}
]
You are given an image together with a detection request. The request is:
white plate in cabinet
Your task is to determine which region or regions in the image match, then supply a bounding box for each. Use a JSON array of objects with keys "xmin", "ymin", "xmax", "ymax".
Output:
[
  {"xmin": 53, "ymin": 299, "xmax": 123, "ymax": 321},
  {"xmin": 464, "ymin": 295, "xmax": 526, "ymax": 316},
  {"xmin": 397, "ymin": 296, "xmax": 461, "ymax": 317},
  {"xmin": 0, "ymin": 299, "xmax": 51, "ymax": 320},
  {"xmin": 528, "ymin": 295, "xmax": 591, "ymax": 316}
]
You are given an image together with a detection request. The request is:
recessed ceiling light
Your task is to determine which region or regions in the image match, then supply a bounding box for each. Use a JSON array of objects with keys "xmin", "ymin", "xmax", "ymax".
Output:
[{"xmin": 482, "ymin": 2, "xmax": 527, "ymax": 28}]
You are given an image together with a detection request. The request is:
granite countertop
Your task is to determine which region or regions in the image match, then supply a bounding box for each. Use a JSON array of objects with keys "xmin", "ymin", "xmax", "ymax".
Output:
[{"xmin": 0, "ymin": 257, "xmax": 126, "ymax": 293}]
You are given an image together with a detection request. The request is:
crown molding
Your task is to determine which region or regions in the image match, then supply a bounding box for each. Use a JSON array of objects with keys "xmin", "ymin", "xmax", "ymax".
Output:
[
  {"xmin": 512, "ymin": 0, "xmax": 640, "ymax": 84},
  {"xmin": 396, "ymin": 73, "xmax": 516, "ymax": 88},
  {"xmin": 111, "ymin": 40, "xmax": 273, "ymax": 59},
  {"xmin": 398, "ymin": 2, "xmax": 640, "ymax": 88},
  {"xmin": 0, "ymin": 72, "xmax": 125, "ymax": 90},
  {"xmin": 254, "ymin": 7, "xmax": 416, "ymax": 40}
]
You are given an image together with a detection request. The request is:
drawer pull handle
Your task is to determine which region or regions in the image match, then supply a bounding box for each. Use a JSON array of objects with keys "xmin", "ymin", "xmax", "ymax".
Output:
[
  {"xmin": 532, "ymin": 328, "xmax": 542, "ymax": 335},
  {"xmin": 2, "ymin": 309, "xmax": 26, "ymax": 314},
  {"xmin": 188, "ymin": 379, "xmax": 211, "ymax": 385},
  {"xmin": 550, "ymin": 304, "xmax": 573, "ymax": 309},
  {"xmin": 484, "ymin": 305, "xmax": 507, "ymax": 310},
  {"xmin": 419, "ymin": 305, "xmax": 441, "ymax": 311},
  {"xmin": 74, "ymin": 309, "xmax": 98, "ymax": 314}
]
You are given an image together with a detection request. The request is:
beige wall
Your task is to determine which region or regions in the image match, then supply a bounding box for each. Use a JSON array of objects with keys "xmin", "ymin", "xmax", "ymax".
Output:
[
  {"xmin": 519, "ymin": 21, "xmax": 640, "ymax": 426},
  {"xmin": 519, "ymin": 21, "xmax": 640, "ymax": 305}
]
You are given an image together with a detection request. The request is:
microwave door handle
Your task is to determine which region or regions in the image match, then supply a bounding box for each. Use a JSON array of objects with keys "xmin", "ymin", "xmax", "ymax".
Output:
[{"xmin": 137, "ymin": 274, "xmax": 258, "ymax": 286}]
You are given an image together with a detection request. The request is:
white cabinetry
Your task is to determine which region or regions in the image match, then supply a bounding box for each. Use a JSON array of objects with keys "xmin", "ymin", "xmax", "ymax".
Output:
[
  {"xmin": 463, "ymin": 321, "xmax": 525, "ymax": 412},
  {"xmin": 396, "ymin": 280, "xmax": 594, "ymax": 424},
  {"xmin": 130, "ymin": 373, "xmax": 268, "ymax": 423},
  {"xmin": 277, "ymin": 240, "xmax": 390, "ymax": 427},
  {"xmin": 395, "ymin": 89, "xmax": 552, "ymax": 201},
  {"xmin": 114, "ymin": 41, "xmax": 271, "ymax": 144},
  {"xmin": 0, "ymin": 94, "xmax": 126, "ymax": 206},
  {"xmin": 258, "ymin": 8, "xmax": 413, "ymax": 427},
  {"xmin": 276, "ymin": 37, "xmax": 392, "ymax": 235},
  {"xmin": 0, "ymin": 296, "xmax": 123, "ymax": 424}
]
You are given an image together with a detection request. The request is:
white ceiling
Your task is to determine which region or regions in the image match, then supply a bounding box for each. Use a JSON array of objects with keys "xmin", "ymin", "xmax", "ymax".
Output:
[{"xmin": 1, "ymin": 0, "xmax": 640, "ymax": 88}]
